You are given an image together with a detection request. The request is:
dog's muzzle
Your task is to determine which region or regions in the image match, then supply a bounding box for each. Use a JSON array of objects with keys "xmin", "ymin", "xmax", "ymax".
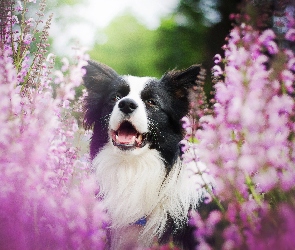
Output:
[{"xmin": 111, "ymin": 121, "xmax": 148, "ymax": 150}]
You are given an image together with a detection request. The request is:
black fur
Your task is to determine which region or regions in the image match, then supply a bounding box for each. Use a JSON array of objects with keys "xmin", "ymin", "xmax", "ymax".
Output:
[{"xmin": 83, "ymin": 61, "xmax": 128, "ymax": 158}]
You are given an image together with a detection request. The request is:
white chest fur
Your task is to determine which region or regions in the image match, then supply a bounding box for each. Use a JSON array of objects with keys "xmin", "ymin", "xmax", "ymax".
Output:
[{"xmin": 92, "ymin": 142, "xmax": 206, "ymax": 248}]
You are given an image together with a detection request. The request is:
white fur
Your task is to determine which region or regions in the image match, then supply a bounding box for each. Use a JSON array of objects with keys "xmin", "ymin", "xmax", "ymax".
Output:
[
  {"xmin": 93, "ymin": 142, "xmax": 166, "ymax": 226},
  {"xmin": 93, "ymin": 141, "xmax": 207, "ymax": 248},
  {"xmin": 109, "ymin": 76, "xmax": 151, "ymax": 133}
]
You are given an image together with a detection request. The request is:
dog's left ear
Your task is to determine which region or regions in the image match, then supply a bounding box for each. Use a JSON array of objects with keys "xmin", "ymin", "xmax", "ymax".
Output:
[
  {"xmin": 82, "ymin": 61, "xmax": 122, "ymax": 129},
  {"xmin": 160, "ymin": 64, "xmax": 202, "ymax": 99},
  {"xmin": 83, "ymin": 60, "xmax": 121, "ymax": 92}
]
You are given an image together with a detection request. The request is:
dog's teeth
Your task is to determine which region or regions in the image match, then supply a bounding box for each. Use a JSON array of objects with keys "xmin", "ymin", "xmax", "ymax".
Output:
[
  {"xmin": 135, "ymin": 134, "xmax": 143, "ymax": 145},
  {"xmin": 115, "ymin": 135, "xmax": 119, "ymax": 142},
  {"xmin": 137, "ymin": 134, "xmax": 142, "ymax": 141}
]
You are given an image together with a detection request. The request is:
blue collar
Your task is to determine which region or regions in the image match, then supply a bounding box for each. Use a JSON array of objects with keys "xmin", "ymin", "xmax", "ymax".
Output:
[{"xmin": 134, "ymin": 217, "xmax": 147, "ymax": 226}]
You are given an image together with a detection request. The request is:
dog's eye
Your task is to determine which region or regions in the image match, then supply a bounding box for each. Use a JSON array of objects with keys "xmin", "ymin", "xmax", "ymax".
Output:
[
  {"xmin": 112, "ymin": 94, "xmax": 122, "ymax": 102},
  {"xmin": 145, "ymin": 99, "xmax": 156, "ymax": 106}
]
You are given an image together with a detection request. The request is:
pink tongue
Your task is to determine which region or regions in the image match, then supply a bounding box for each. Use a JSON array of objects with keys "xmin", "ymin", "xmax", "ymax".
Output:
[{"xmin": 118, "ymin": 130, "xmax": 136, "ymax": 144}]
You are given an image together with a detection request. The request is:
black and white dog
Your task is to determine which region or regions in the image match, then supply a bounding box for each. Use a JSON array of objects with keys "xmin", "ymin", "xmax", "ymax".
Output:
[{"xmin": 83, "ymin": 61, "xmax": 210, "ymax": 249}]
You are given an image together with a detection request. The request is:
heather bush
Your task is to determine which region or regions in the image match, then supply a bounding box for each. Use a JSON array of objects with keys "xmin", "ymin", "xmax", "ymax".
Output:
[
  {"xmin": 0, "ymin": 1, "xmax": 108, "ymax": 249},
  {"xmin": 185, "ymin": 7, "xmax": 295, "ymax": 250}
]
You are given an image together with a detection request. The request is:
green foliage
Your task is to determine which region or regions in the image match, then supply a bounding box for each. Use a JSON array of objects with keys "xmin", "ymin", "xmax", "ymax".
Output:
[
  {"xmin": 89, "ymin": 14, "xmax": 161, "ymax": 77},
  {"xmin": 88, "ymin": 0, "xmax": 241, "ymax": 93},
  {"xmin": 89, "ymin": 10, "xmax": 208, "ymax": 78},
  {"xmin": 154, "ymin": 14, "xmax": 206, "ymax": 73}
]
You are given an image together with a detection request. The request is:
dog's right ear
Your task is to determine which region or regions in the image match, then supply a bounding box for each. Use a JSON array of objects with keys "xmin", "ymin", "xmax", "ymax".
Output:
[
  {"xmin": 83, "ymin": 61, "xmax": 121, "ymax": 129},
  {"xmin": 83, "ymin": 60, "xmax": 121, "ymax": 92}
]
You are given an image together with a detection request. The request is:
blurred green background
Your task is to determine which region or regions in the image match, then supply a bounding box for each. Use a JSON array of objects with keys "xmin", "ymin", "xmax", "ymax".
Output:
[
  {"xmin": 86, "ymin": 0, "xmax": 242, "ymax": 78},
  {"xmin": 48, "ymin": 0, "xmax": 242, "ymax": 83}
]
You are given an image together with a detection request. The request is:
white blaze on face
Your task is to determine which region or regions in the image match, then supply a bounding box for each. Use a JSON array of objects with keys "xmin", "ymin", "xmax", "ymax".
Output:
[{"xmin": 109, "ymin": 75, "xmax": 151, "ymax": 134}]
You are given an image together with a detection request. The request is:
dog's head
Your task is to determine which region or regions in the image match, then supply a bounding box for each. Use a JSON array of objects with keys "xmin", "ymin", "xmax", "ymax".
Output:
[{"xmin": 83, "ymin": 61, "xmax": 201, "ymax": 167}]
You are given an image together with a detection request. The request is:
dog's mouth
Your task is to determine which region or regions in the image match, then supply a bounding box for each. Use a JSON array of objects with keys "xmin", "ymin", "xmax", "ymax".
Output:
[{"xmin": 111, "ymin": 121, "xmax": 147, "ymax": 150}]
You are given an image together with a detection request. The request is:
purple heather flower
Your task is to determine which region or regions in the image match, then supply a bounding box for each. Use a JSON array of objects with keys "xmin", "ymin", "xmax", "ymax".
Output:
[
  {"xmin": 23, "ymin": 34, "xmax": 33, "ymax": 45},
  {"xmin": 223, "ymin": 224, "xmax": 243, "ymax": 249},
  {"xmin": 212, "ymin": 65, "xmax": 223, "ymax": 77},
  {"xmin": 265, "ymin": 40, "xmax": 279, "ymax": 54},
  {"xmin": 287, "ymin": 57, "xmax": 295, "ymax": 71},
  {"xmin": 258, "ymin": 29, "xmax": 276, "ymax": 45},
  {"xmin": 285, "ymin": 28, "xmax": 295, "ymax": 41},
  {"xmin": 213, "ymin": 54, "xmax": 222, "ymax": 64},
  {"xmin": 26, "ymin": 18, "xmax": 35, "ymax": 27},
  {"xmin": 61, "ymin": 57, "xmax": 70, "ymax": 72},
  {"xmin": 186, "ymin": 11, "xmax": 295, "ymax": 249},
  {"xmin": 281, "ymin": 69, "xmax": 294, "ymax": 92},
  {"xmin": 11, "ymin": 15, "xmax": 19, "ymax": 25},
  {"xmin": 16, "ymin": 1, "xmax": 23, "ymax": 12},
  {"xmin": 0, "ymin": 8, "xmax": 108, "ymax": 248}
]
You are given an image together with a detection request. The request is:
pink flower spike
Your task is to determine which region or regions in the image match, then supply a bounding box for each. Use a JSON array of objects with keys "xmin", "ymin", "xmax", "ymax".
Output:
[
  {"xmin": 214, "ymin": 54, "xmax": 222, "ymax": 64},
  {"xmin": 287, "ymin": 58, "xmax": 295, "ymax": 71},
  {"xmin": 16, "ymin": 1, "xmax": 23, "ymax": 11},
  {"xmin": 61, "ymin": 58, "xmax": 69, "ymax": 72},
  {"xmin": 266, "ymin": 40, "xmax": 279, "ymax": 54},
  {"xmin": 285, "ymin": 28, "xmax": 295, "ymax": 42},
  {"xmin": 206, "ymin": 211, "xmax": 222, "ymax": 235},
  {"xmin": 23, "ymin": 34, "xmax": 32, "ymax": 45},
  {"xmin": 46, "ymin": 53, "xmax": 55, "ymax": 63},
  {"xmin": 259, "ymin": 29, "xmax": 276, "ymax": 45},
  {"xmin": 26, "ymin": 18, "xmax": 35, "ymax": 27},
  {"xmin": 280, "ymin": 69, "xmax": 295, "ymax": 91},
  {"xmin": 229, "ymin": 13, "xmax": 236, "ymax": 20},
  {"xmin": 212, "ymin": 65, "xmax": 223, "ymax": 77}
]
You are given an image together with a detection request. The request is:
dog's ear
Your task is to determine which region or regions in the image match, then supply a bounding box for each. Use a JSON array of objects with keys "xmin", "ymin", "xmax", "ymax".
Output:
[
  {"xmin": 160, "ymin": 65, "xmax": 202, "ymax": 121},
  {"xmin": 160, "ymin": 64, "xmax": 202, "ymax": 99},
  {"xmin": 83, "ymin": 61, "xmax": 121, "ymax": 129},
  {"xmin": 83, "ymin": 60, "xmax": 121, "ymax": 92}
]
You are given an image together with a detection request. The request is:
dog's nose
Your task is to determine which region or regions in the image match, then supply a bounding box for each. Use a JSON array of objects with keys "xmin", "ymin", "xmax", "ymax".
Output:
[{"xmin": 118, "ymin": 98, "xmax": 138, "ymax": 114}]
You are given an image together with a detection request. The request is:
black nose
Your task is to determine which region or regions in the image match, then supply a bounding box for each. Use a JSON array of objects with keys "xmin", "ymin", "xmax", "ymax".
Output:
[{"xmin": 118, "ymin": 98, "xmax": 138, "ymax": 114}]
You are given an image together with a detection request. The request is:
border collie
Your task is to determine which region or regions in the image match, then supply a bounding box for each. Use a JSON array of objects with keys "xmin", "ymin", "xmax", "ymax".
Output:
[{"xmin": 83, "ymin": 61, "xmax": 210, "ymax": 249}]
